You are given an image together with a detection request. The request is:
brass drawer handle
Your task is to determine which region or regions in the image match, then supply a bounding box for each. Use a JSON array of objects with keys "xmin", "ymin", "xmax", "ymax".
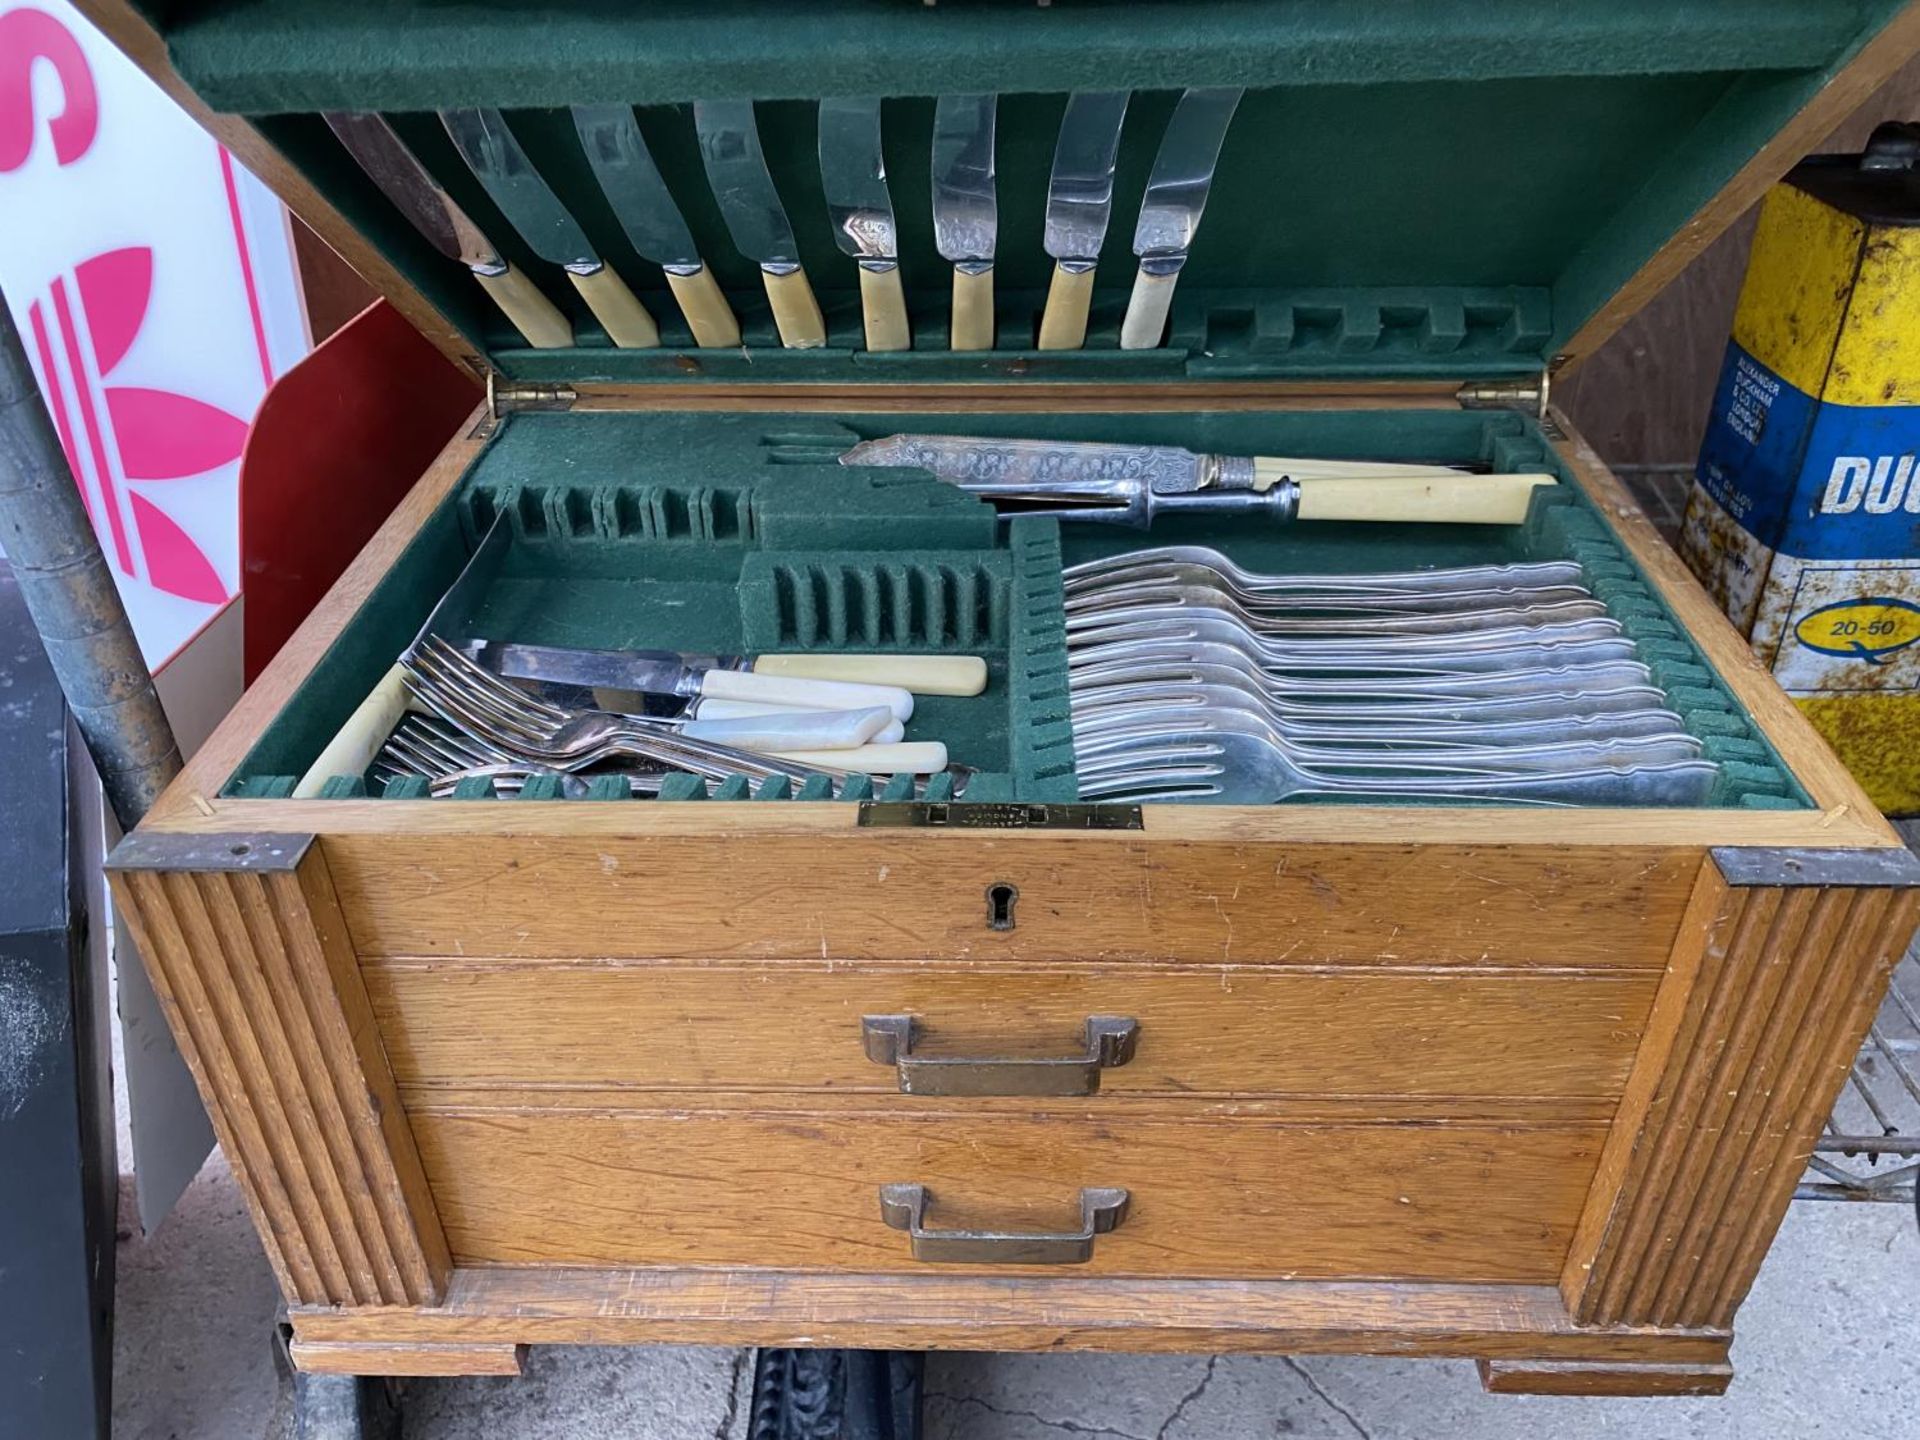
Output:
[
  {"xmin": 861, "ymin": 1014, "xmax": 1140, "ymax": 1096},
  {"xmin": 878, "ymin": 1184, "xmax": 1129, "ymax": 1265}
]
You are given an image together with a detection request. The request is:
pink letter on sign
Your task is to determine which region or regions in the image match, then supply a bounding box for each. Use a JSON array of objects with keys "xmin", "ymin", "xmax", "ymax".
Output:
[{"xmin": 0, "ymin": 7, "xmax": 100, "ymax": 172}]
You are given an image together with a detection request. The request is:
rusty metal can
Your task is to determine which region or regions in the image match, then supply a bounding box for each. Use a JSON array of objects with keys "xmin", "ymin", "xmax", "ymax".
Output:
[{"xmin": 1682, "ymin": 122, "xmax": 1920, "ymax": 814}]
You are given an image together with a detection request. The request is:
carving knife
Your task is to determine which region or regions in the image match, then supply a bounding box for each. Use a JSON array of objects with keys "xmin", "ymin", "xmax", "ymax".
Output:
[
  {"xmin": 931, "ymin": 94, "xmax": 997, "ymax": 351},
  {"xmin": 441, "ymin": 106, "xmax": 660, "ymax": 348},
  {"xmin": 840, "ymin": 433, "xmax": 1556, "ymax": 527},
  {"xmin": 1038, "ymin": 91, "xmax": 1130, "ymax": 350},
  {"xmin": 819, "ymin": 97, "xmax": 910, "ymax": 352},
  {"xmin": 695, "ymin": 99, "xmax": 827, "ymax": 348},
  {"xmin": 571, "ymin": 103, "xmax": 741, "ymax": 349},
  {"xmin": 1121, "ymin": 88, "xmax": 1243, "ymax": 350},
  {"xmin": 323, "ymin": 111, "xmax": 572, "ymax": 349}
]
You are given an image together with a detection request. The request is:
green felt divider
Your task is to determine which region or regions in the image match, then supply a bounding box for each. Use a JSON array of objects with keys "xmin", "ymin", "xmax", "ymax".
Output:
[
  {"xmin": 224, "ymin": 405, "xmax": 1808, "ymax": 809},
  {"xmin": 146, "ymin": 2, "xmax": 1867, "ymax": 111},
  {"xmin": 128, "ymin": 1, "xmax": 1905, "ymax": 383}
]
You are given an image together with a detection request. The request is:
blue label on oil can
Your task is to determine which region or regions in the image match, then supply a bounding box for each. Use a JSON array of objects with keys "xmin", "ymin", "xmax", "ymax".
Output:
[{"xmin": 1695, "ymin": 341, "xmax": 1920, "ymax": 561}]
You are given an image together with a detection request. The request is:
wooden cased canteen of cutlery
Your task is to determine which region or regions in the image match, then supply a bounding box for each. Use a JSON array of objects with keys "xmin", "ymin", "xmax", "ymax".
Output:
[{"xmin": 100, "ymin": 0, "xmax": 1920, "ymax": 1406}]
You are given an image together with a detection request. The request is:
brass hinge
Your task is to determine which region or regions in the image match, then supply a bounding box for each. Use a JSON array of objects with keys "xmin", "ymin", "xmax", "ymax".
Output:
[
  {"xmin": 484, "ymin": 372, "xmax": 579, "ymax": 425},
  {"xmin": 1455, "ymin": 369, "xmax": 1552, "ymax": 418}
]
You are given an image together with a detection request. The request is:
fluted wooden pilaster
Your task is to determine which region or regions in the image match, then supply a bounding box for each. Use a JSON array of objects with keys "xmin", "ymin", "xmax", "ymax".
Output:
[
  {"xmin": 110, "ymin": 833, "xmax": 449, "ymax": 1307},
  {"xmin": 1566, "ymin": 848, "xmax": 1920, "ymax": 1329}
]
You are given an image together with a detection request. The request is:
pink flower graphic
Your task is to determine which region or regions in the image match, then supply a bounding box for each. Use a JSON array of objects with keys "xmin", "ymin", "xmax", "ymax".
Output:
[{"xmin": 26, "ymin": 244, "xmax": 239, "ymax": 604}]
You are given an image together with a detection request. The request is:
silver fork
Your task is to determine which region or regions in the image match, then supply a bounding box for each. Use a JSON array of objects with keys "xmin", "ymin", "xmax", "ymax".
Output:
[
  {"xmin": 404, "ymin": 637, "xmax": 971, "ymax": 788},
  {"xmin": 1071, "ymin": 698, "xmax": 1703, "ymax": 773},
  {"xmin": 1068, "ymin": 670, "xmax": 1691, "ymax": 748},
  {"xmin": 1068, "ymin": 621, "xmax": 1649, "ymax": 686},
  {"xmin": 1065, "ymin": 581, "xmax": 1614, "ymax": 636},
  {"xmin": 404, "ymin": 636, "xmax": 842, "ymax": 783},
  {"xmin": 1063, "ymin": 548, "xmax": 1591, "ymax": 602},
  {"xmin": 1071, "ymin": 724, "xmax": 1719, "ymax": 806},
  {"xmin": 1066, "ymin": 592, "xmax": 1624, "ymax": 649},
  {"xmin": 1066, "ymin": 640, "xmax": 1668, "ymax": 714}
]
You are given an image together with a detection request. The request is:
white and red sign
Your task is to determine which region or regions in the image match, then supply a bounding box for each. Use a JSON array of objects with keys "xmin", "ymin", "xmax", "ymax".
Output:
[{"xmin": 1, "ymin": 0, "xmax": 309, "ymax": 664}]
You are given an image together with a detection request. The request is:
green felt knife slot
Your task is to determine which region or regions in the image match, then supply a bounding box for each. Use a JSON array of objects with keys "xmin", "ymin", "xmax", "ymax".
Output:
[
  {"xmin": 220, "ymin": 406, "xmax": 1809, "ymax": 809},
  {"xmin": 118, "ymin": 0, "xmax": 1909, "ymax": 381}
]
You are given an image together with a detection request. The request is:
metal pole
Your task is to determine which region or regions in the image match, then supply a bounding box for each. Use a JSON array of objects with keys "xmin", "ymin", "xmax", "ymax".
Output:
[{"xmin": 0, "ymin": 286, "xmax": 181, "ymax": 831}]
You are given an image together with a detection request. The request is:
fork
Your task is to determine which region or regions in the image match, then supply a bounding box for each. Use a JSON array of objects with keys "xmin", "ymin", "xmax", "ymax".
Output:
[
  {"xmin": 1071, "ymin": 698, "xmax": 1703, "ymax": 774},
  {"xmin": 1071, "ymin": 724, "xmax": 1719, "ymax": 806},
  {"xmin": 404, "ymin": 637, "xmax": 966, "ymax": 782},
  {"xmin": 1063, "ymin": 548, "xmax": 1592, "ymax": 603},
  {"xmin": 1067, "ymin": 669, "xmax": 1692, "ymax": 748},
  {"xmin": 1065, "ymin": 582, "xmax": 1614, "ymax": 638}
]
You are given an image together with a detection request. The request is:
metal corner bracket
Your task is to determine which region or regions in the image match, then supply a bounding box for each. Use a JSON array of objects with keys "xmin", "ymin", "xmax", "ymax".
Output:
[
  {"xmin": 107, "ymin": 830, "xmax": 316, "ymax": 874},
  {"xmin": 1711, "ymin": 844, "xmax": 1920, "ymax": 890}
]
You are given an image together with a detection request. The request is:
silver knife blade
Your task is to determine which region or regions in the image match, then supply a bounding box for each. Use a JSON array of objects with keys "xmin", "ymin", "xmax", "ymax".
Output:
[
  {"xmin": 1044, "ymin": 91, "xmax": 1130, "ymax": 265},
  {"xmin": 931, "ymin": 94, "xmax": 996, "ymax": 267},
  {"xmin": 818, "ymin": 97, "xmax": 897, "ymax": 264},
  {"xmin": 413, "ymin": 514, "xmax": 513, "ymax": 651},
  {"xmin": 325, "ymin": 112, "xmax": 507, "ymax": 273},
  {"xmin": 441, "ymin": 107, "xmax": 603, "ymax": 272},
  {"xmin": 1133, "ymin": 88, "xmax": 1243, "ymax": 274},
  {"xmin": 466, "ymin": 639, "xmax": 743, "ymax": 698},
  {"xmin": 571, "ymin": 103, "xmax": 702, "ymax": 269},
  {"xmin": 694, "ymin": 99, "xmax": 802, "ymax": 267}
]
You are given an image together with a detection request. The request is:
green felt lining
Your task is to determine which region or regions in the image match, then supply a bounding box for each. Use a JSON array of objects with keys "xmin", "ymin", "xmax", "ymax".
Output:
[
  {"xmin": 222, "ymin": 405, "xmax": 1808, "ymax": 809},
  {"xmin": 128, "ymin": 2, "xmax": 1906, "ymax": 380}
]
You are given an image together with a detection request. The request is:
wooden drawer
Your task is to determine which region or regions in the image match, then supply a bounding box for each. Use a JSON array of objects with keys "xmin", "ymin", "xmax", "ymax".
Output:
[
  {"xmin": 406, "ymin": 1100, "xmax": 1607, "ymax": 1282},
  {"xmin": 325, "ymin": 832, "xmax": 1703, "ymax": 969},
  {"xmin": 365, "ymin": 959, "xmax": 1659, "ymax": 1101}
]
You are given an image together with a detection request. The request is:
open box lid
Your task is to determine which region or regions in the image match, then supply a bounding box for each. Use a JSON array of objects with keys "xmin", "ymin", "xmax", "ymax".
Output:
[{"xmin": 87, "ymin": 1, "xmax": 1920, "ymax": 392}]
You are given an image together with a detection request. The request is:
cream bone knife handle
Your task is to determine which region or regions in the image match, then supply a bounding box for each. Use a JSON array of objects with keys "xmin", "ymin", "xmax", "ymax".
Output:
[
  {"xmin": 771, "ymin": 741, "xmax": 949, "ymax": 774},
  {"xmin": 697, "ymin": 667, "xmax": 915, "ymax": 721},
  {"xmin": 472, "ymin": 262, "xmax": 574, "ymax": 348},
  {"xmin": 1248, "ymin": 457, "xmax": 1472, "ymax": 488},
  {"xmin": 680, "ymin": 706, "xmax": 894, "ymax": 752},
  {"xmin": 750, "ymin": 653, "xmax": 988, "ymax": 697},
  {"xmin": 293, "ymin": 664, "xmax": 412, "ymax": 798},
  {"xmin": 762, "ymin": 264, "xmax": 827, "ymax": 349},
  {"xmin": 1037, "ymin": 261, "xmax": 1096, "ymax": 350},
  {"xmin": 590, "ymin": 692, "xmax": 906, "ymax": 741},
  {"xmin": 1291, "ymin": 472, "xmax": 1559, "ymax": 526},
  {"xmin": 950, "ymin": 264, "xmax": 994, "ymax": 351},
  {"xmin": 858, "ymin": 263, "xmax": 912, "ymax": 352},
  {"xmin": 1119, "ymin": 263, "xmax": 1179, "ymax": 350},
  {"xmin": 566, "ymin": 263, "xmax": 660, "ymax": 348},
  {"xmin": 663, "ymin": 264, "xmax": 741, "ymax": 348},
  {"xmin": 690, "ymin": 697, "xmax": 904, "ymax": 743}
]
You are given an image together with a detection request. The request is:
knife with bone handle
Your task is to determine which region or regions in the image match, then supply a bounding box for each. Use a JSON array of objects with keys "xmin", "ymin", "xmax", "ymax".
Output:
[
  {"xmin": 839, "ymin": 434, "xmax": 1555, "ymax": 526},
  {"xmin": 440, "ymin": 107, "xmax": 660, "ymax": 347},
  {"xmin": 696, "ymin": 99, "xmax": 827, "ymax": 348},
  {"xmin": 468, "ymin": 640, "xmax": 916, "ymax": 720},
  {"xmin": 572, "ymin": 103, "xmax": 741, "ymax": 348},
  {"xmin": 1039, "ymin": 91, "xmax": 1130, "ymax": 350},
  {"xmin": 932, "ymin": 93, "xmax": 997, "ymax": 350},
  {"xmin": 819, "ymin": 96, "xmax": 911, "ymax": 351},
  {"xmin": 1121, "ymin": 88, "xmax": 1243, "ymax": 350},
  {"xmin": 468, "ymin": 638, "xmax": 985, "ymax": 702},
  {"xmin": 324, "ymin": 111, "xmax": 572, "ymax": 348}
]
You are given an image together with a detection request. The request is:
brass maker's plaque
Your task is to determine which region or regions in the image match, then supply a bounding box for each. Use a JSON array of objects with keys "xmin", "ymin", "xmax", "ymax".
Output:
[{"xmin": 858, "ymin": 802, "xmax": 1144, "ymax": 830}]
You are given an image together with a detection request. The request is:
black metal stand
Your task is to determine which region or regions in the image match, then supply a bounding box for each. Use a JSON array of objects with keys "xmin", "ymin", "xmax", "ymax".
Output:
[
  {"xmin": 0, "ymin": 560, "xmax": 117, "ymax": 1439},
  {"xmin": 747, "ymin": 1348, "xmax": 925, "ymax": 1440}
]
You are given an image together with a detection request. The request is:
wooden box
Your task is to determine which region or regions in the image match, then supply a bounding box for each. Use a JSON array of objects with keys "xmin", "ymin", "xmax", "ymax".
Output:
[{"xmin": 94, "ymin": 0, "xmax": 1920, "ymax": 1395}]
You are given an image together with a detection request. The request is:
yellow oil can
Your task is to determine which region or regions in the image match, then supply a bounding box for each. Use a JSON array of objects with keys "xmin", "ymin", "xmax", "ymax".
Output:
[{"xmin": 1682, "ymin": 122, "xmax": 1920, "ymax": 814}]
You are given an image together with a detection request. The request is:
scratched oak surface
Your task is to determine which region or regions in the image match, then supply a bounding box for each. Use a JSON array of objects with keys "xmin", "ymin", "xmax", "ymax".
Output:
[{"xmin": 365, "ymin": 958, "xmax": 1658, "ymax": 1100}]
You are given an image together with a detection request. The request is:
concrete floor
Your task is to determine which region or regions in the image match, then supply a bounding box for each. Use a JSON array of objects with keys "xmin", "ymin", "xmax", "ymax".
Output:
[{"xmin": 112, "ymin": 1156, "xmax": 1917, "ymax": 1440}]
